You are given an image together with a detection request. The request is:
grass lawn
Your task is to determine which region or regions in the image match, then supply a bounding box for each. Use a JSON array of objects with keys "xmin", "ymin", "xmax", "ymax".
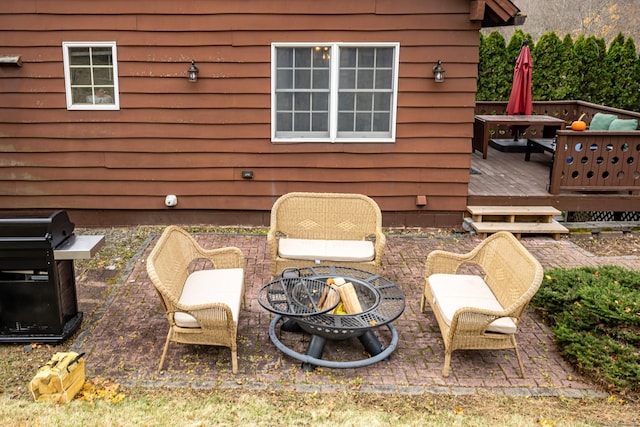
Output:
[{"xmin": 1, "ymin": 386, "xmax": 637, "ymax": 426}]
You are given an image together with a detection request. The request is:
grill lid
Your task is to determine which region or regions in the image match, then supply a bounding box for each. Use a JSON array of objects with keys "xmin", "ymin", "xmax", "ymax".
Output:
[{"xmin": 0, "ymin": 210, "xmax": 75, "ymax": 248}]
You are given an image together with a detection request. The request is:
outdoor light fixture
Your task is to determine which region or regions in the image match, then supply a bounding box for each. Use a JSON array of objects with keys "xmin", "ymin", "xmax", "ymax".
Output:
[
  {"xmin": 187, "ymin": 60, "xmax": 199, "ymax": 83},
  {"xmin": 433, "ymin": 60, "xmax": 445, "ymax": 83}
]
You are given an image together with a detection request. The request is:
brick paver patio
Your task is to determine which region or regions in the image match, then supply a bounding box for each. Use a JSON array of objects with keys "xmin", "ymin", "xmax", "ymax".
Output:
[{"xmin": 70, "ymin": 231, "xmax": 639, "ymax": 397}]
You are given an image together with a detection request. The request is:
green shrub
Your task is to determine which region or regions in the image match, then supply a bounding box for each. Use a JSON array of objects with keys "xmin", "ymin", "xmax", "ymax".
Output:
[
  {"xmin": 478, "ymin": 30, "xmax": 640, "ymax": 111},
  {"xmin": 477, "ymin": 32, "xmax": 511, "ymax": 101},
  {"xmin": 573, "ymin": 35, "xmax": 608, "ymax": 105},
  {"xmin": 531, "ymin": 265, "xmax": 640, "ymax": 392},
  {"xmin": 532, "ymin": 32, "xmax": 567, "ymax": 101},
  {"xmin": 605, "ymin": 34, "xmax": 640, "ymax": 111}
]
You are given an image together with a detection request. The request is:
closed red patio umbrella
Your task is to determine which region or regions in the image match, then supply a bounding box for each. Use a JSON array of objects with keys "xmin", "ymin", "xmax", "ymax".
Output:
[
  {"xmin": 506, "ymin": 40, "xmax": 533, "ymax": 141},
  {"xmin": 507, "ymin": 40, "xmax": 533, "ymax": 116}
]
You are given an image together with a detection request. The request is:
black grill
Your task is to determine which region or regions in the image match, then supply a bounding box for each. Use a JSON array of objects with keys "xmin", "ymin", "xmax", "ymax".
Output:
[{"xmin": 0, "ymin": 210, "xmax": 82, "ymax": 343}]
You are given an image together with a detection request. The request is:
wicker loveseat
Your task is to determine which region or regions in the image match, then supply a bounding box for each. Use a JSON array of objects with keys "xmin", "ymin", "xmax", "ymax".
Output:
[
  {"xmin": 421, "ymin": 231, "xmax": 543, "ymax": 378},
  {"xmin": 146, "ymin": 225, "xmax": 246, "ymax": 373},
  {"xmin": 267, "ymin": 192, "xmax": 386, "ymax": 278}
]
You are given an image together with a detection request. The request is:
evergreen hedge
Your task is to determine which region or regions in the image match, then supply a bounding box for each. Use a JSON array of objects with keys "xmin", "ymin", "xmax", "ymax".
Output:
[
  {"xmin": 530, "ymin": 266, "xmax": 640, "ymax": 393},
  {"xmin": 478, "ymin": 30, "xmax": 640, "ymax": 112}
]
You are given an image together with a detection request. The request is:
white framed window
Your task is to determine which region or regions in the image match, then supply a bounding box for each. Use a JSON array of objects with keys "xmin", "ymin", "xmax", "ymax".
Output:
[
  {"xmin": 62, "ymin": 42, "xmax": 120, "ymax": 110},
  {"xmin": 271, "ymin": 42, "xmax": 399, "ymax": 143}
]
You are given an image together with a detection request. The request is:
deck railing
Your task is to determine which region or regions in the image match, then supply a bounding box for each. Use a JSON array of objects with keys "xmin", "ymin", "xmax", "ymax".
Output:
[
  {"xmin": 475, "ymin": 100, "xmax": 640, "ymax": 195},
  {"xmin": 551, "ymin": 131, "xmax": 640, "ymax": 195}
]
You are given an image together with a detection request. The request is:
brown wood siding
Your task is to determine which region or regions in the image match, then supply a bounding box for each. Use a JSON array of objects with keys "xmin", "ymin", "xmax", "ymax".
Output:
[{"xmin": 0, "ymin": 0, "xmax": 480, "ymax": 225}]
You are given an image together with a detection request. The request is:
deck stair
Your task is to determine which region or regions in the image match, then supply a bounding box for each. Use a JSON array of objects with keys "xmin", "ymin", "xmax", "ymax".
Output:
[{"xmin": 465, "ymin": 206, "xmax": 569, "ymax": 239}]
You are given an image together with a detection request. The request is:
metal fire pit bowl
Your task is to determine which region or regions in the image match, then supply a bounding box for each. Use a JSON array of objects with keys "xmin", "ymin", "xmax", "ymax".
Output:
[
  {"xmin": 293, "ymin": 274, "xmax": 389, "ymax": 340},
  {"xmin": 263, "ymin": 266, "xmax": 406, "ymax": 370},
  {"xmin": 257, "ymin": 276, "xmax": 340, "ymax": 316}
]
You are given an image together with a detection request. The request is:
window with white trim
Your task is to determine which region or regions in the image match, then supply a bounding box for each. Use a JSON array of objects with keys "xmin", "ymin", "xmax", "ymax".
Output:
[
  {"xmin": 62, "ymin": 42, "xmax": 120, "ymax": 110},
  {"xmin": 272, "ymin": 43, "xmax": 399, "ymax": 142}
]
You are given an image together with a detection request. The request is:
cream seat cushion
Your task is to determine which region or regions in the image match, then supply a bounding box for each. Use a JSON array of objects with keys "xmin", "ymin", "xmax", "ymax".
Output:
[
  {"xmin": 174, "ymin": 268, "xmax": 244, "ymax": 328},
  {"xmin": 278, "ymin": 238, "xmax": 375, "ymax": 262},
  {"xmin": 428, "ymin": 273, "xmax": 517, "ymax": 334}
]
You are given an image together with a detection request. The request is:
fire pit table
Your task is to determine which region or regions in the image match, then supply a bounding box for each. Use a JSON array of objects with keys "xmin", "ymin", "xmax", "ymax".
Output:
[{"xmin": 257, "ymin": 266, "xmax": 405, "ymax": 371}]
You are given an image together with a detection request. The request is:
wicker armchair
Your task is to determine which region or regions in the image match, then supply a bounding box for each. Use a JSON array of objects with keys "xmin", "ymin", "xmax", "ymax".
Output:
[
  {"xmin": 267, "ymin": 192, "xmax": 386, "ymax": 278},
  {"xmin": 421, "ymin": 231, "xmax": 543, "ymax": 377},
  {"xmin": 146, "ymin": 226, "xmax": 245, "ymax": 373}
]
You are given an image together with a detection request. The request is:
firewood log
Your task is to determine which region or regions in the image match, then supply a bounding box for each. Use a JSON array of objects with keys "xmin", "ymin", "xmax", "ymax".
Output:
[
  {"xmin": 320, "ymin": 286, "xmax": 340, "ymax": 313},
  {"xmin": 336, "ymin": 282, "xmax": 363, "ymax": 314}
]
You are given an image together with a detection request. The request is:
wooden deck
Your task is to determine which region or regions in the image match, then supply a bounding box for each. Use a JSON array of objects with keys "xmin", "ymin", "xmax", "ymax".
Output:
[{"xmin": 468, "ymin": 147, "xmax": 640, "ymax": 214}]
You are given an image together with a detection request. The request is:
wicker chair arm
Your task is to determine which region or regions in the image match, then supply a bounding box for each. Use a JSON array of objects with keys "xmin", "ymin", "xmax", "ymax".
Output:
[
  {"xmin": 266, "ymin": 229, "xmax": 279, "ymax": 261},
  {"xmin": 449, "ymin": 306, "xmax": 518, "ymax": 334},
  {"xmin": 170, "ymin": 302, "xmax": 236, "ymax": 329},
  {"xmin": 194, "ymin": 246, "xmax": 245, "ymax": 270},
  {"xmin": 373, "ymin": 231, "xmax": 386, "ymax": 260},
  {"xmin": 425, "ymin": 249, "xmax": 477, "ymax": 275}
]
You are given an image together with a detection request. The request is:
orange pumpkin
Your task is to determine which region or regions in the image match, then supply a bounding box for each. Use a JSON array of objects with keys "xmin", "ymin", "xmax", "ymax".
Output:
[{"xmin": 571, "ymin": 113, "xmax": 587, "ymax": 131}]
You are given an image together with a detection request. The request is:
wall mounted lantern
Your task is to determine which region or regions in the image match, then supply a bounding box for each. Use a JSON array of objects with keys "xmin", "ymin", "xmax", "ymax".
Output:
[
  {"xmin": 187, "ymin": 60, "xmax": 199, "ymax": 83},
  {"xmin": 432, "ymin": 60, "xmax": 445, "ymax": 83}
]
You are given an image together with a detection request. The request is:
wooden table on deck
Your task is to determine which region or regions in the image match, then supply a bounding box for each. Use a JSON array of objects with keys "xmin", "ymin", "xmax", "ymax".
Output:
[{"xmin": 473, "ymin": 115, "xmax": 566, "ymax": 159}]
